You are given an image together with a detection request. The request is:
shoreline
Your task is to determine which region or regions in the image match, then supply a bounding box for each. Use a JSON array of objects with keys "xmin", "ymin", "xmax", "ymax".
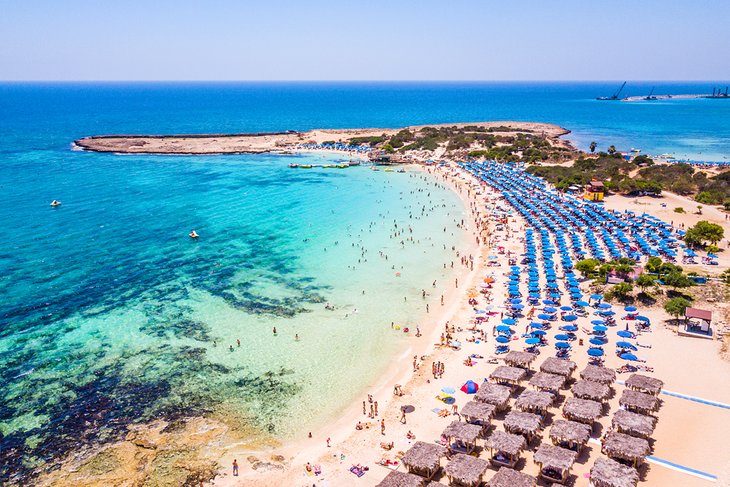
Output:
[
  {"xmin": 72, "ymin": 121, "xmax": 572, "ymax": 156},
  {"xmin": 206, "ymin": 163, "xmax": 486, "ymax": 486}
]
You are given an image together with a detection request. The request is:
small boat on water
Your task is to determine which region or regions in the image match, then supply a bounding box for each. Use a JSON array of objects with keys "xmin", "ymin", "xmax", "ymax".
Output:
[
  {"xmin": 50, "ymin": 199, "xmax": 61, "ymax": 207},
  {"xmin": 189, "ymin": 230, "xmax": 199, "ymax": 239}
]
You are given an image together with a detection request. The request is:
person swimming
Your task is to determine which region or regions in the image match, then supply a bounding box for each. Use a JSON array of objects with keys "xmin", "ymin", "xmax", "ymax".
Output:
[
  {"xmin": 50, "ymin": 200, "xmax": 61, "ymax": 207},
  {"xmin": 189, "ymin": 230, "xmax": 199, "ymax": 238}
]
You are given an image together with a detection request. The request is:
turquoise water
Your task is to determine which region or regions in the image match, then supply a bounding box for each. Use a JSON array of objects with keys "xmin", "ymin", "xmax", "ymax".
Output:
[{"xmin": 1, "ymin": 81, "xmax": 730, "ymax": 481}]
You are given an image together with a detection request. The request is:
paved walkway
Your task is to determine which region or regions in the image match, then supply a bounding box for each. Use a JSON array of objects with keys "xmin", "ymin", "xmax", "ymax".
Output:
[
  {"xmin": 587, "ymin": 438, "xmax": 718, "ymax": 482},
  {"xmin": 615, "ymin": 380, "xmax": 730, "ymax": 410}
]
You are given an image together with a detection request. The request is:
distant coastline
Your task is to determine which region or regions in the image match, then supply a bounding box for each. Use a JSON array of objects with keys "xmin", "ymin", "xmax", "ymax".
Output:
[{"xmin": 73, "ymin": 121, "xmax": 572, "ymax": 158}]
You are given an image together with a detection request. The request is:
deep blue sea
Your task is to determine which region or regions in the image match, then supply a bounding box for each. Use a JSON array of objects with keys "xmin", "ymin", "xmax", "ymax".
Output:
[{"xmin": 1, "ymin": 81, "xmax": 729, "ymax": 481}]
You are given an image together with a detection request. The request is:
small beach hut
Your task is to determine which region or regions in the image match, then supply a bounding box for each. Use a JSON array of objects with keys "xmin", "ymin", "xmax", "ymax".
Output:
[
  {"xmin": 515, "ymin": 389, "xmax": 554, "ymax": 414},
  {"xmin": 579, "ymin": 364, "xmax": 616, "ymax": 385},
  {"xmin": 562, "ymin": 397, "xmax": 603, "ymax": 426},
  {"xmin": 529, "ymin": 371, "xmax": 566, "ymax": 393},
  {"xmin": 612, "ymin": 409, "xmax": 657, "ymax": 439},
  {"xmin": 484, "ymin": 430, "xmax": 526, "ymax": 468},
  {"xmin": 571, "ymin": 380, "xmax": 611, "ymax": 403},
  {"xmin": 539, "ymin": 357, "xmax": 577, "ymax": 378},
  {"xmin": 504, "ymin": 350, "xmax": 536, "ymax": 370},
  {"xmin": 443, "ymin": 453, "xmax": 489, "ymax": 487},
  {"xmin": 548, "ymin": 420, "xmax": 592, "ymax": 453},
  {"xmin": 489, "ymin": 366, "xmax": 527, "ymax": 387},
  {"xmin": 619, "ymin": 389, "xmax": 660, "ymax": 415},
  {"xmin": 533, "ymin": 443, "xmax": 578, "ymax": 484},
  {"xmin": 503, "ymin": 411, "xmax": 543, "ymax": 442},
  {"xmin": 625, "ymin": 374, "xmax": 664, "ymax": 396},
  {"xmin": 485, "ymin": 467, "xmax": 537, "ymax": 487},
  {"xmin": 402, "ymin": 441, "xmax": 447, "ymax": 480},
  {"xmin": 441, "ymin": 420, "xmax": 482, "ymax": 454},
  {"xmin": 376, "ymin": 470, "xmax": 426, "ymax": 487},
  {"xmin": 460, "ymin": 400, "xmax": 496, "ymax": 434},
  {"xmin": 601, "ymin": 431, "xmax": 651, "ymax": 467},
  {"xmin": 589, "ymin": 457, "xmax": 640, "ymax": 487},
  {"xmin": 475, "ymin": 382, "xmax": 512, "ymax": 411}
]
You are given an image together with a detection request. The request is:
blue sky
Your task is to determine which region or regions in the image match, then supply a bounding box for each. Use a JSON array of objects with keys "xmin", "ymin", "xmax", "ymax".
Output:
[{"xmin": 1, "ymin": 0, "xmax": 728, "ymax": 81}]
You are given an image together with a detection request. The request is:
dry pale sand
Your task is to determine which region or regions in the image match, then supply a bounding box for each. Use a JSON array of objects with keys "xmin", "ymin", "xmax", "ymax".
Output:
[
  {"xmin": 207, "ymin": 163, "xmax": 730, "ymax": 487},
  {"xmin": 603, "ymin": 192, "xmax": 730, "ymax": 271},
  {"xmin": 73, "ymin": 121, "xmax": 570, "ymax": 155}
]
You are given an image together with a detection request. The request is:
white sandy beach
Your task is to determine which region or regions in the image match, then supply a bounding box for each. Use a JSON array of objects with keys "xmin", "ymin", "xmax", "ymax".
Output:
[{"xmin": 208, "ymin": 162, "xmax": 730, "ymax": 487}]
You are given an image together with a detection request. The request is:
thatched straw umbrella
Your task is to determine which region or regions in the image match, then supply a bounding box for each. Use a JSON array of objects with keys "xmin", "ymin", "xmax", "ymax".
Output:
[
  {"xmin": 503, "ymin": 411, "xmax": 543, "ymax": 442},
  {"xmin": 460, "ymin": 400, "xmax": 496, "ymax": 434},
  {"xmin": 571, "ymin": 380, "xmax": 611, "ymax": 403},
  {"xmin": 533, "ymin": 443, "xmax": 578, "ymax": 484},
  {"xmin": 376, "ymin": 470, "xmax": 426, "ymax": 487},
  {"xmin": 612, "ymin": 409, "xmax": 657, "ymax": 439},
  {"xmin": 475, "ymin": 382, "xmax": 512, "ymax": 411},
  {"xmin": 562, "ymin": 397, "xmax": 603, "ymax": 425},
  {"xmin": 619, "ymin": 389, "xmax": 660, "ymax": 415},
  {"xmin": 540, "ymin": 357, "xmax": 577, "ymax": 377},
  {"xmin": 515, "ymin": 389, "xmax": 554, "ymax": 414},
  {"xmin": 425, "ymin": 482, "xmax": 449, "ymax": 487},
  {"xmin": 601, "ymin": 431, "xmax": 651, "ymax": 467},
  {"xmin": 485, "ymin": 467, "xmax": 537, "ymax": 487},
  {"xmin": 402, "ymin": 441, "xmax": 447, "ymax": 480},
  {"xmin": 490, "ymin": 365, "xmax": 527, "ymax": 386},
  {"xmin": 625, "ymin": 374, "xmax": 664, "ymax": 396},
  {"xmin": 443, "ymin": 453, "xmax": 489, "ymax": 487},
  {"xmin": 579, "ymin": 365, "xmax": 615, "ymax": 385},
  {"xmin": 504, "ymin": 350, "xmax": 536, "ymax": 370},
  {"xmin": 441, "ymin": 420, "xmax": 482, "ymax": 454},
  {"xmin": 548, "ymin": 419, "xmax": 592, "ymax": 453},
  {"xmin": 528, "ymin": 371, "xmax": 566, "ymax": 393},
  {"xmin": 484, "ymin": 430, "xmax": 526, "ymax": 468},
  {"xmin": 589, "ymin": 457, "xmax": 639, "ymax": 487}
]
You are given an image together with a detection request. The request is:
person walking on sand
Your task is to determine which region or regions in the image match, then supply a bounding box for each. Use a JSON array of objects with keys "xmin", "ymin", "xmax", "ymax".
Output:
[
  {"xmin": 363, "ymin": 401, "xmax": 366, "ymax": 415},
  {"xmin": 374, "ymin": 401, "xmax": 379, "ymax": 416},
  {"xmin": 381, "ymin": 418, "xmax": 385, "ymax": 435},
  {"xmin": 326, "ymin": 437, "xmax": 331, "ymax": 447},
  {"xmin": 400, "ymin": 407, "xmax": 407, "ymax": 424},
  {"xmin": 233, "ymin": 459, "xmax": 239, "ymax": 476}
]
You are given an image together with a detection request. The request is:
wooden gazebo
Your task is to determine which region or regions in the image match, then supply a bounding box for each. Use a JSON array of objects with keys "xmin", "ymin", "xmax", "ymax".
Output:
[
  {"xmin": 528, "ymin": 371, "xmax": 566, "ymax": 393},
  {"xmin": 589, "ymin": 457, "xmax": 640, "ymax": 487},
  {"xmin": 402, "ymin": 441, "xmax": 447, "ymax": 480},
  {"xmin": 540, "ymin": 357, "xmax": 577, "ymax": 377},
  {"xmin": 443, "ymin": 453, "xmax": 489, "ymax": 487},
  {"xmin": 533, "ymin": 443, "xmax": 578, "ymax": 484},
  {"xmin": 475, "ymin": 382, "xmax": 512, "ymax": 411},
  {"xmin": 562, "ymin": 397, "xmax": 603, "ymax": 426},
  {"xmin": 484, "ymin": 430, "xmax": 526, "ymax": 468},
  {"xmin": 548, "ymin": 419, "xmax": 592, "ymax": 453}
]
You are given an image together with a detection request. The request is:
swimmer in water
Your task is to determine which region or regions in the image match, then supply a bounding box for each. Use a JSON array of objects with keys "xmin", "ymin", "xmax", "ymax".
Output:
[{"xmin": 189, "ymin": 230, "xmax": 199, "ymax": 239}]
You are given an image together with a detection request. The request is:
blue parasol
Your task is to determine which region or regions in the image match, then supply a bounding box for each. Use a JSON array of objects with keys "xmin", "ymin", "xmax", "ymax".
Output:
[
  {"xmin": 587, "ymin": 348, "xmax": 604, "ymax": 357},
  {"xmin": 563, "ymin": 315, "xmax": 578, "ymax": 321},
  {"xmin": 620, "ymin": 353, "xmax": 639, "ymax": 361},
  {"xmin": 617, "ymin": 330, "xmax": 634, "ymax": 338},
  {"xmin": 496, "ymin": 335, "xmax": 511, "ymax": 343},
  {"xmin": 555, "ymin": 341, "xmax": 570, "ymax": 349}
]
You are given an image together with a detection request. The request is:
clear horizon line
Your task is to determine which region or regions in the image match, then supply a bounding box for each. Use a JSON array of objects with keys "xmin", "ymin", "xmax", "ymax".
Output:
[{"xmin": 1, "ymin": 79, "xmax": 728, "ymax": 83}]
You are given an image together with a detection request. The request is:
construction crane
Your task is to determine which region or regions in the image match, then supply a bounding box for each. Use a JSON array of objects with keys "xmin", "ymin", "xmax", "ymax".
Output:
[
  {"xmin": 644, "ymin": 87, "xmax": 657, "ymax": 101},
  {"xmin": 596, "ymin": 81, "xmax": 627, "ymax": 100}
]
